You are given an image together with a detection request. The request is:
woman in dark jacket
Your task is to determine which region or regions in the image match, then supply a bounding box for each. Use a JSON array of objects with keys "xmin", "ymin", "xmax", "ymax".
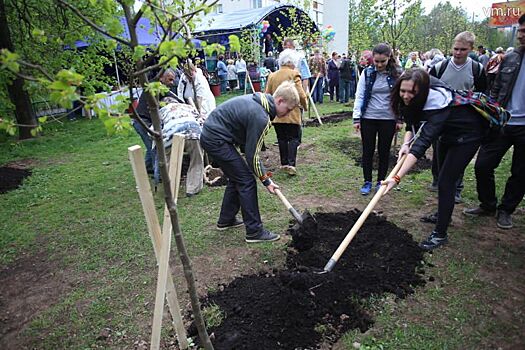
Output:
[{"xmin": 383, "ymin": 68, "xmax": 489, "ymax": 250}]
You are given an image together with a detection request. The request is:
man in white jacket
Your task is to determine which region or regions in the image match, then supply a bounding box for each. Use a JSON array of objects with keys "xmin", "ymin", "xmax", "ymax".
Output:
[{"xmin": 177, "ymin": 61, "xmax": 216, "ymax": 117}]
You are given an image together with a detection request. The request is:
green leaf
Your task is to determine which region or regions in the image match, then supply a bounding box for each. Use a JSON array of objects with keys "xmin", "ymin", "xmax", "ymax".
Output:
[
  {"xmin": 105, "ymin": 18, "xmax": 124, "ymax": 37},
  {"xmin": 38, "ymin": 116, "xmax": 48, "ymax": 123},
  {"xmin": 145, "ymin": 81, "xmax": 169, "ymax": 96},
  {"xmin": 228, "ymin": 35, "xmax": 241, "ymax": 53},
  {"xmin": 0, "ymin": 49, "xmax": 20, "ymax": 73},
  {"xmin": 133, "ymin": 45, "xmax": 146, "ymax": 62}
]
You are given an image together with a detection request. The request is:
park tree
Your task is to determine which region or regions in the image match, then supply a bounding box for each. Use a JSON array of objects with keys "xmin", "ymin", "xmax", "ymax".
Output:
[
  {"xmin": 374, "ymin": 0, "xmax": 423, "ymax": 51},
  {"xmin": 1, "ymin": 0, "xmax": 220, "ymax": 348},
  {"xmin": 348, "ymin": 0, "xmax": 380, "ymax": 55},
  {"xmin": 0, "ymin": 0, "xmax": 119, "ymax": 139}
]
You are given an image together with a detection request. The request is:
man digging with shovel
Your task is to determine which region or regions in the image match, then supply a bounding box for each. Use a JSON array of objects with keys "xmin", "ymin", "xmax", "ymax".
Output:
[{"xmin": 200, "ymin": 81, "xmax": 300, "ymax": 243}]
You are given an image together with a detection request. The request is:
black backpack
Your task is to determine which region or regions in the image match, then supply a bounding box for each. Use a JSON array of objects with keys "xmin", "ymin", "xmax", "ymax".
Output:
[{"xmin": 435, "ymin": 58, "xmax": 482, "ymax": 91}]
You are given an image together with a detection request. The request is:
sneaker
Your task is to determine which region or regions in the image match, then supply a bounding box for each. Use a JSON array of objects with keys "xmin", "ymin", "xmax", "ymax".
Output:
[
  {"xmin": 217, "ymin": 218, "xmax": 244, "ymax": 231},
  {"xmin": 360, "ymin": 181, "xmax": 373, "ymax": 196},
  {"xmin": 286, "ymin": 166, "xmax": 297, "ymax": 176},
  {"xmin": 454, "ymin": 192, "xmax": 462, "ymax": 204},
  {"xmin": 419, "ymin": 231, "xmax": 448, "ymax": 251},
  {"xmin": 463, "ymin": 206, "xmax": 495, "ymax": 217},
  {"xmin": 375, "ymin": 181, "xmax": 382, "ymax": 193},
  {"xmin": 245, "ymin": 229, "xmax": 280, "ymax": 243},
  {"xmin": 496, "ymin": 210, "xmax": 513, "ymax": 229}
]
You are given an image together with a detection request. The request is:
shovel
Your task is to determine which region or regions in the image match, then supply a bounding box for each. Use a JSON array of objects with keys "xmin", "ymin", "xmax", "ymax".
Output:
[
  {"xmin": 274, "ymin": 188, "xmax": 313, "ymax": 225},
  {"xmin": 318, "ymin": 154, "xmax": 408, "ymax": 273}
]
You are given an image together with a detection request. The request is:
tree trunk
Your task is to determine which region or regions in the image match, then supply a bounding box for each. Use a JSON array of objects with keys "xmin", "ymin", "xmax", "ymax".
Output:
[{"xmin": 0, "ymin": 0, "xmax": 37, "ymax": 140}]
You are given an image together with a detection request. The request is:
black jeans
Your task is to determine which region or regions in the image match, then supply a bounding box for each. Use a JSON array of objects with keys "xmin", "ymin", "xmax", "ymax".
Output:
[
  {"xmin": 474, "ymin": 125, "xmax": 525, "ymax": 214},
  {"xmin": 329, "ymin": 77, "xmax": 339, "ymax": 101},
  {"xmin": 435, "ymin": 141, "xmax": 480, "ymax": 235},
  {"xmin": 360, "ymin": 119, "xmax": 396, "ymax": 182},
  {"xmin": 200, "ymin": 136, "xmax": 263, "ymax": 236},
  {"xmin": 274, "ymin": 123, "xmax": 301, "ymax": 167},
  {"xmin": 434, "ymin": 140, "xmax": 465, "ymax": 193}
]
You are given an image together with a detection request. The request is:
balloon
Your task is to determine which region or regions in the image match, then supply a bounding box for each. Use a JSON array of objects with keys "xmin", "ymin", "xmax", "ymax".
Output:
[{"xmin": 322, "ymin": 25, "xmax": 336, "ymax": 42}]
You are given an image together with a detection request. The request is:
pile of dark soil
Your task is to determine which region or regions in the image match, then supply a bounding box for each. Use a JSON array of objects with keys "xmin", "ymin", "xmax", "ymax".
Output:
[
  {"xmin": 194, "ymin": 211, "xmax": 426, "ymax": 349},
  {"xmin": 304, "ymin": 112, "xmax": 353, "ymax": 127},
  {"xmin": 0, "ymin": 166, "xmax": 32, "ymax": 194},
  {"xmin": 331, "ymin": 138, "xmax": 432, "ymax": 174}
]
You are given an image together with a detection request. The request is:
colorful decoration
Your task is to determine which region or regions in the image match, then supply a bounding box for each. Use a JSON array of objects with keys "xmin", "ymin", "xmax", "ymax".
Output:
[
  {"xmin": 322, "ymin": 25, "xmax": 336, "ymax": 42},
  {"xmin": 261, "ymin": 20, "xmax": 270, "ymax": 33}
]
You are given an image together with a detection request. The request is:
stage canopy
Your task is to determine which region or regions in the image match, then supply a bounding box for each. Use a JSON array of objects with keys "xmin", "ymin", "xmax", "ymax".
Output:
[{"xmin": 192, "ymin": 4, "xmax": 319, "ymax": 44}]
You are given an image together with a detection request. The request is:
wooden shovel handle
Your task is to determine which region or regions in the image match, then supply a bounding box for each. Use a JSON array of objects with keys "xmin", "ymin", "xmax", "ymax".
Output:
[
  {"xmin": 323, "ymin": 154, "xmax": 408, "ymax": 272},
  {"xmin": 274, "ymin": 188, "xmax": 303, "ymax": 224}
]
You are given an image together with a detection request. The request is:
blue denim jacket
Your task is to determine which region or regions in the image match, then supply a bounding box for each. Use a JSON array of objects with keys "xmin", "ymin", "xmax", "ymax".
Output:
[{"xmin": 352, "ymin": 66, "xmax": 397, "ymax": 122}]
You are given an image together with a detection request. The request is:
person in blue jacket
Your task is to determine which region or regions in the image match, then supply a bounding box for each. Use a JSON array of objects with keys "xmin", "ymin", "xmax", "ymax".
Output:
[{"xmin": 353, "ymin": 43, "xmax": 402, "ymax": 195}]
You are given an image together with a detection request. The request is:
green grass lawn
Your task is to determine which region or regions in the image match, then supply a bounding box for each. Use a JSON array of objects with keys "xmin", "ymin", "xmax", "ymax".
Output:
[{"xmin": 0, "ymin": 96, "xmax": 523, "ymax": 349}]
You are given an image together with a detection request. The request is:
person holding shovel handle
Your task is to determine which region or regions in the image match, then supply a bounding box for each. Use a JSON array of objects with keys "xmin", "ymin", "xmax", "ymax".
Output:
[
  {"xmin": 382, "ymin": 68, "xmax": 491, "ymax": 251},
  {"xmin": 200, "ymin": 81, "xmax": 300, "ymax": 243}
]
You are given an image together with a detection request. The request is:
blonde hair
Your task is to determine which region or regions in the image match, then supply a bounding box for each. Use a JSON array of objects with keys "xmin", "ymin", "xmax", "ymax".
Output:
[
  {"xmin": 227, "ymin": 59, "xmax": 234, "ymax": 65},
  {"xmin": 454, "ymin": 31, "xmax": 476, "ymax": 48},
  {"xmin": 272, "ymin": 80, "xmax": 299, "ymax": 106}
]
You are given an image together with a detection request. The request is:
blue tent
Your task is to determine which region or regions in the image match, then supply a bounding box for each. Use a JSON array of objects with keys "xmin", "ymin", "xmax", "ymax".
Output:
[
  {"xmin": 192, "ymin": 4, "xmax": 318, "ymax": 42},
  {"xmin": 74, "ymin": 17, "xmax": 202, "ymax": 48}
]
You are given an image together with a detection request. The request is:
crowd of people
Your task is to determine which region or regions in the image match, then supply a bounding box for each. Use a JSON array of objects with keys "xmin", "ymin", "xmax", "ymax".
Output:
[{"xmin": 131, "ymin": 13, "xmax": 524, "ymax": 248}]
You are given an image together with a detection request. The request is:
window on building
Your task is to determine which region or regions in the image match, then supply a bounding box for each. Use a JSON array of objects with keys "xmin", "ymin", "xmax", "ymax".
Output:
[
  {"xmin": 214, "ymin": 4, "xmax": 223, "ymax": 13},
  {"xmin": 252, "ymin": 0, "xmax": 262, "ymax": 8}
]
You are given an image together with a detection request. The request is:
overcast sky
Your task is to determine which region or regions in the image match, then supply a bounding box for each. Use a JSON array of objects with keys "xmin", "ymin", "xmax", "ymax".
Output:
[{"xmin": 421, "ymin": 0, "xmax": 502, "ymax": 20}]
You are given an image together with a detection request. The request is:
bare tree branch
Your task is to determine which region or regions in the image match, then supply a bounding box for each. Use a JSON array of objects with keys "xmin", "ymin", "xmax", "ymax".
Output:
[
  {"xmin": 56, "ymin": 0, "xmax": 131, "ymax": 47},
  {"xmin": 17, "ymin": 59, "xmax": 54, "ymax": 81}
]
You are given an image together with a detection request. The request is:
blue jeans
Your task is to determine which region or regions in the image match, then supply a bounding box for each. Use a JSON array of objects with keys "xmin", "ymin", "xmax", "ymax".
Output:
[
  {"xmin": 133, "ymin": 119, "xmax": 154, "ymax": 172},
  {"xmin": 219, "ymin": 75, "xmax": 228, "ymax": 93},
  {"xmin": 339, "ymin": 78, "xmax": 355, "ymax": 102},
  {"xmin": 237, "ymin": 72, "xmax": 246, "ymax": 91},
  {"xmin": 309, "ymin": 77, "xmax": 324, "ymax": 103}
]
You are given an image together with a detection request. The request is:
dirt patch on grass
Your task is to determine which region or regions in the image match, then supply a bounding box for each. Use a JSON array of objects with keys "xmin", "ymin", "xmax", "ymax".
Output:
[
  {"xmin": 329, "ymin": 137, "xmax": 432, "ymax": 174},
  {"xmin": 193, "ymin": 211, "xmax": 426, "ymax": 349},
  {"xmin": 0, "ymin": 244, "xmax": 77, "ymax": 349},
  {"xmin": 304, "ymin": 112, "xmax": 353, "ymax": 127},
  {"xmin": 0, "ymin": 159, "xmax": 36, "ymax": 194}
]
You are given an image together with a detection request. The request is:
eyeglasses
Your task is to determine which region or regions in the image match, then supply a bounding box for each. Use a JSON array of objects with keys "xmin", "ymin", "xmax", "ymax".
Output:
[
  {"xmin": 453, "ymin": 48, "xmax": 469, "ymax": 51},
  {"xmin": 517, "ymin": 28, "xmax": 525, "ymax": 33}
]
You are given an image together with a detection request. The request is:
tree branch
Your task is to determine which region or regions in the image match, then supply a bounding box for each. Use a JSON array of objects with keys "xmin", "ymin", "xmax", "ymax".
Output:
[
  {"xmin": 17, "ymin": 59, "xmax": 54, "ymax": 81},
  {"xmin": 56, "ymin": 0, "xmax": 131, "ymax": 47}
]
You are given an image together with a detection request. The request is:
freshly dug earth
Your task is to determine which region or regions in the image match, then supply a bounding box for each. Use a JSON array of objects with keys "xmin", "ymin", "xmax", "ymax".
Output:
[
  {"xmin": 331, "ymin": 138, "xmax": 432, "ymax": 174},
  {"xmin": 195, "ymin": 211, "xmax": 426, "ymax": 349},
  {"xmin": 0, "ymin": 166, "xmax": 32, "ymax": 194},
  {"xmin": 304, "ymin": 112, "xmax": 353, "ymax": 127}
]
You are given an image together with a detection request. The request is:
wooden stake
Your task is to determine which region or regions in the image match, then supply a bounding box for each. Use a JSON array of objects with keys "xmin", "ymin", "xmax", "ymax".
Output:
[
  {"xmin": 128, "ymin": 143, "xmax": 189, "ymax": 350},
  {"xmin": 149, "ymin": 136, "xmax": 185, "ymax": 350},
  {"xmin": 246, "ymin": 73, "xmax": 256, "ymax": 94}
]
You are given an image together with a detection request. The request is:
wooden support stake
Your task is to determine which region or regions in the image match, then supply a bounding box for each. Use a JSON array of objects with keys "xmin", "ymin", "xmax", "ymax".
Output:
[
  {"xmin": 246, "ymin": 73, "xmax": 256, "ymax": 94},
  {"xmin": 149, "ymin": 136, "xmax": 185, "ymax": 350},
  {"xmin": 128, "ymin": 143, "xmax": 189, "ymax": 350},
  {"xmin": 308, "ymin": 93, "xmax": 323, "ymax": 125}
]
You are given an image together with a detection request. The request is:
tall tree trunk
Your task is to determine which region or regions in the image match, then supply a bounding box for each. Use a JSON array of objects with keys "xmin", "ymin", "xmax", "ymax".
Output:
[{"xmin": 0, "ymin": 0, "xmax": 37, "ymax": 140}]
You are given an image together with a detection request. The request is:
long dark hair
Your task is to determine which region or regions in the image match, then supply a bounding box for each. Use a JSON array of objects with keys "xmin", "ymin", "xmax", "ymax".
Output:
[
  {"xmin": 372, "ymin": 43, "xmax": 400, "ymax": 78},
  {"xmin": 390, "ymin": 68, "xmax": 430, "ymax": 122}
]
